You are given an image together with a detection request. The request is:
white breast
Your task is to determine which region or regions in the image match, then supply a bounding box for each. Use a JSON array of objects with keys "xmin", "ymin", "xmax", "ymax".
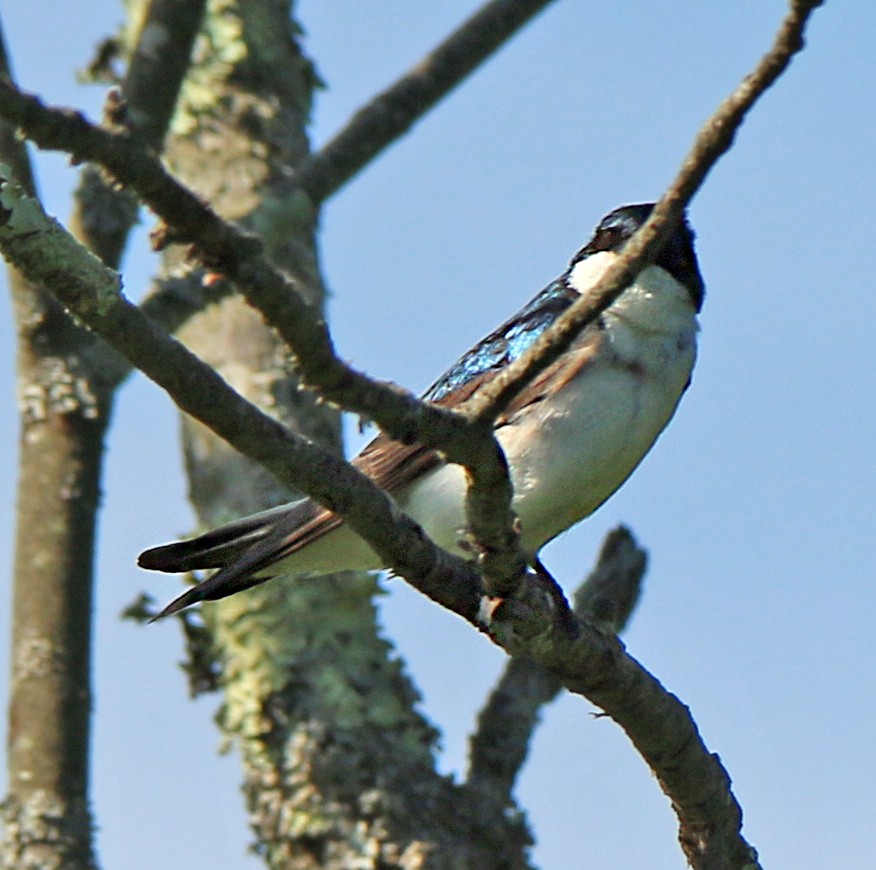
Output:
[{"xmin": 401, "ymin": 254, "xmax": 699, "ymax": 559}]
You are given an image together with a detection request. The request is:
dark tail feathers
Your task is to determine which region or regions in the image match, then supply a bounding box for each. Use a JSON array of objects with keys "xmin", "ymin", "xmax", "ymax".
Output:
[{"xmin": 139, "ymin": 500, "xmax": 317, "ymax": 620}]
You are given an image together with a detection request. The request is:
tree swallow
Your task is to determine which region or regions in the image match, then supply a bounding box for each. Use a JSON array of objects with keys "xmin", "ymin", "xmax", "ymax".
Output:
[{"xmin": 140, "ymin": 203, "xmax": 705, "ymax": 619}]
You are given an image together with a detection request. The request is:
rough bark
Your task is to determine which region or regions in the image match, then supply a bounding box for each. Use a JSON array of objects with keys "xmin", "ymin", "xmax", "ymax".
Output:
[
  {"xmin": 2, "ymin": 287, "xmax": 106, "ymax": 870},
  {"xmin": 160, "ymin": 2, "xmax": 532, "ymax": 866}
]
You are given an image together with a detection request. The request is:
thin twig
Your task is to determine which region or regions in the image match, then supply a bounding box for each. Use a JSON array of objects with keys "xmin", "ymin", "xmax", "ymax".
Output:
[{"xmin": 469, "ymin": 0, "xmax": 826, "ymax": 433}]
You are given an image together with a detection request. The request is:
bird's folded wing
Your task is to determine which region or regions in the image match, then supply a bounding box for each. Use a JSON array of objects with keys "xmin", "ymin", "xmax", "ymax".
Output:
[{"xmin": 239, "ymin": 329, "xmax": 605, "ymax": 559}]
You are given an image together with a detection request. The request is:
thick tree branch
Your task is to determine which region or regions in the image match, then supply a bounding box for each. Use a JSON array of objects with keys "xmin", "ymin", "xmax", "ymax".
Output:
[
  {"xmin": 1, "ymin": 15, "xmax": 208, "ymax": 858},
  {"xmin": 290, "ymin": 0, "xmax": 558, "ymax": 205}
]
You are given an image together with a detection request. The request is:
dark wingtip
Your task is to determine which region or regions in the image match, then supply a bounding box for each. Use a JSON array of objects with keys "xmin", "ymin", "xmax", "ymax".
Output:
[
  {"xmin": 138, "ymin": 544, "xmax": 180, "ymax": 572},
  {"xmin": 138, "ymin": 538, "xmax": 219, "ymax": 573},
  {"xmin": 148, "ymin": 586, "xmax": 206, "ymax": 622}
]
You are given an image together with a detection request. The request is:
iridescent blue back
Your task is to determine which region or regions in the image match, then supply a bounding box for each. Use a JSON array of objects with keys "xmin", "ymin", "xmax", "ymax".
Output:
[{"xmin": 423, "ymin": 276, "xmax": 578, "ymax": 401}]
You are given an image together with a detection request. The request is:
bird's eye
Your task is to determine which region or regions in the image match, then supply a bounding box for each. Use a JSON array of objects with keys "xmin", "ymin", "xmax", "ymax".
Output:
[{"xmin": 594, "ymin": 227, "xmax": 622, "ymax": 251}]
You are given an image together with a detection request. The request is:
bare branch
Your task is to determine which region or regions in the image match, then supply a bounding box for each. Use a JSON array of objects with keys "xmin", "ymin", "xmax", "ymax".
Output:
[
  {"xmin": 469, "ymin": 1, "xmax": 825, "ymax": 441},
  {"xmin": 487, "ymin": 572, "xmax": 760, "ymax": 868},
  {"xmin": 291, "ymin": 0, "xmax": 558, "ymax": 205},
  {"xmin": 471, "ymin": 7, "xmax": 826, "ymax": 862},
  {"xmin": 571, "ymin": 526, "xmax": 648, "ymax": 634},
  {"xmin": 0, "ymin": 19, "xmax": 101, "ymax": 869}
]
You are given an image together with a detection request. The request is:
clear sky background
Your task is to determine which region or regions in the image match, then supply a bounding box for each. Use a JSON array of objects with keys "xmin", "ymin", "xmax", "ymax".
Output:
[{"xmin": 1, "ymin": 2, "xmax": 874, "ymax": 868}]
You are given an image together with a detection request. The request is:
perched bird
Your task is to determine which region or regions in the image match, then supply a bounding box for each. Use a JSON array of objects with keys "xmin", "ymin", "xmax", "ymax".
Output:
[{"xmin": 140, "ymin": 203, "xmax": 705, "ymax": 619}]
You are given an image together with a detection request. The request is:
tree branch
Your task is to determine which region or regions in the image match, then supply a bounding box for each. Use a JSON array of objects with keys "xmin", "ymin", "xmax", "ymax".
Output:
[
  {"xmin": 0, "ymin": 19, "xmax": 101, "ymax": 869},
  {"xmin": 467, "ymin": 0, "xmax": 826, "ymax": 432},
  {"xmin": 70, "ymin": 0, "xmax": 207, "ymax": 269},
  {"xmin": 0, "ymin": 1, "xmax": 826, "ymax": 865},
  {"xmin": 0, "ymin": 76, "xmax": 467, "ymax": 433},
  {"xmin": 0, "ymin": 74, "xmax": 528, "ymax": 593},
  {"xmin": 124, "ymin": 0, "xmax": 557, "ymax": 364},
  {"xmin": 0, "ymin": 169, "xmax": 483, "ymax": 623},
  {"xmin": 290, "ymin": 0, "xmax": 558, "ymax": 205},
  {"xmin": 468, "ymin": 528, "xmax": 646, "ymax": 802},
  {"xmin": 471, "ymin": 7, "xmax": 826, "ymax": 863}
]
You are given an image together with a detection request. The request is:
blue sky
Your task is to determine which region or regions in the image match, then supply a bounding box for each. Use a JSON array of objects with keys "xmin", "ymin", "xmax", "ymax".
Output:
[{"xmin": 1, "ymin": 2, "xmax": 874, "ymax": 868}]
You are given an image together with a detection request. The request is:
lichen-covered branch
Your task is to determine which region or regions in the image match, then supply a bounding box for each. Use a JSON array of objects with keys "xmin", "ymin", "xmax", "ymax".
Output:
[
  {"xmin": 0, "ymin": 167, "xmax": 482, "ymax": 623},
  {"xmin": 1, "ymin": 6, "xmax": 208, "ymax": 864}
]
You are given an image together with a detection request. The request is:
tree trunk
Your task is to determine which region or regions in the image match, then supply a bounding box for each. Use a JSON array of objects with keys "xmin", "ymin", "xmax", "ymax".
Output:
[
  {"xmin": 160, "ymin": 2, "xmax": 532, "ymax": 866},
  {"xmin": 2, "ymin": 241, "xmax": 106, "ymax": 870}
]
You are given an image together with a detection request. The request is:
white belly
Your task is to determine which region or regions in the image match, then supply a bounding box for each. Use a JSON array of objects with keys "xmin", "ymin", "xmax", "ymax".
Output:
[{"xmin": 398, "ymin": 331, "xmax": 695, "ymax": 559}]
